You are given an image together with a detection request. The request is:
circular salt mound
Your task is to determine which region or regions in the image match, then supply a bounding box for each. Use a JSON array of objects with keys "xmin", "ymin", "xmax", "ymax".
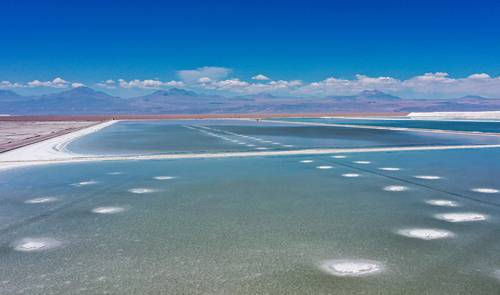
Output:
[
  {"xmin": 13, "ymin": 238, "xmax": 61, "ymax": 252},
  {"xmin": 128, "ymin": 188, "xmax": 156, "ymax": 194},
  {"xmin": 25, "ymin": 197, "xmax": 57, "ymax": 204},
  {"xmin": 107, "ymin": 172, "xmax": 123, "ymax": 175},
  {"xmin": 92, "ymin": 206, "xmax": 126, "ymax": 214},
  {"xmin": 414, "ymin": 175, "xmax": 441, "ymax": 180},
  {"xmin": 73, "ymin": 180, "xmax": 98, "ymax": 186},
  {"xmin": 435, "ymin": 212, "xmax": 487, "ymax": 222},
  {"xmin": 471, "ymin": 188, "xmax": 499, "ymax": 194},
  {"xmin": 320, "ymin": 260, "xmax": 383, "ymax": 277},
  {"xmin": 353, "ymin": 161, "xmax": 371, "ymax": 164},
  {"xmin": 379, "ymin": 167, "xmax": 400, "ymax": 171},
  {"xmin": 342, "ymin": 173, "xmax": 360, "ymax": 178},
  {"xmin": 332, "ymin": 155, "xmax": 347, "ymax": 159},
  {"xmin": 317, "ymin": 166, "xmax": 333, "ymax": 169},
  {"xmin": 300, "ymin": 160, "xmax": 314, "ymax": 163},
  {"xmin": 154, "ymin": 176, "xmax": 175, "ymax": 180},
  {"xmin": 384, "ymin": 185, "xmax": 408, "ymax": 192},
  {"xmin": 397, "ymin": 228, "xmax": 453, "ymax": 240},
  {"xmin": 426, "ymin": 199, "xmax": 459, "ymax": 207}
]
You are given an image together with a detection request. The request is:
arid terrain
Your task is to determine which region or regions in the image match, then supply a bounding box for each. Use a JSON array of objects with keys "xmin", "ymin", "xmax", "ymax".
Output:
[{"xmin": 0, "ymin": 121, "xmax": 98, "ymax": 153}]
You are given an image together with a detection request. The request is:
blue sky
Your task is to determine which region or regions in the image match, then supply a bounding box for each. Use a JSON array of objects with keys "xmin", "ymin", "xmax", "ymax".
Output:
[{"xmin": 1, "ymin": 0, "xmax": 500, "ymax": 98}]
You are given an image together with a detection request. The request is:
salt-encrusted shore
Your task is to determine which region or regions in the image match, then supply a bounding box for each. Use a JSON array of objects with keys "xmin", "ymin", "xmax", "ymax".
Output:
[
  {"xmin": 0, "ymin": 120, "xmax": 117, "ymax": 170},
  {"xmin": 2, "ymin": 142, "xmax": 500, "ymax": 171}
]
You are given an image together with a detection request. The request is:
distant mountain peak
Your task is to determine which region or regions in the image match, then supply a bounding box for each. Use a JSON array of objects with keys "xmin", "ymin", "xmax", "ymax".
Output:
[
  {"xmin": 151, "ymin": 88, "xmax": 198, "ymax": 97},
  {"xmin": 0, "ymin": 89, "xmax": 21, "ymax": 97},
  {"xmin": 458, "ymin": 95, "xmax": 489, "ymax": 100},
  {"xmin": 358, "ymin": 89, "xmax": 401, "ymax": 100},
  {"xmin": 40, "ymin": 86, "xmax": 116, "ymax": 100},
  {"xmin": 62, "ymin": 86, "xmax": 103, "ymax": 95}
]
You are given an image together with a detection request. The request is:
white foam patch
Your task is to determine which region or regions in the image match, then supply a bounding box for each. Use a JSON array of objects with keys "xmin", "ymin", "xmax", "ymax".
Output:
[
  {"xmin": 256, "ymin": 147, "xmax": 269, "ymax": 150},
  {"xmin": 414, "ymin": 175, "xmax": 441, "ymax": 180},
  {"xmin": 425, "ymin": 199, "xmax": 459, "ymax": 207},
  {"xmin": 92, "ymin": 206, "xmax": 126, "ymax": 214},
  {"xmin": 13, "ymin": 237, "xmax": 62, "ymax": 252},
  {"xmin": 435, "ymin": 212, "xmax": 488, "ymax": 222},
  {"xmin": 384, "ymin": 185, "xmax": 409, "ymax": 192},
  {"xmin": 107, "ymin": 172, "xmax": 123, "ymax": 175},
  {"xmin": 300, "ymin": 160, "xmax": 314, "ymax": 163},
  {"xmin": 317, "ymin": 166, "xmax": 333, "ymax": 169},
  {"xmin": 72, "ymin": 180, "xmax": 98, "ymax": 187},
  {"xmin": 128, "ymin": 188, "xmax": 156, "ymax": 194},
  {"xmin": 282, "ymin": 145, "xmax": 294, "ymax": 148},
  {"xmin": 320, "ymin": 259, "xmax": 384, "ymax": 277},
  {"xmin": 246, "ymin": 144, "xmax": 256, "ymax": 147},
  {"xmin": 471, "ymin": 188, "xmax": 499, "ymax": 194},
  {"xmin": 353, "ymin": 161, "xmax": 371, "ymax": 164},
  {"xmin": 342, "ymin": 173, "xmax": 360, "ymax": 178},
  {"xmin": 378, "ymin": 167, "xmax": 400, "ymax": 171},
  {"xmin": 397, "ymin": 228, "xmax": 454, "ymax": 240},
  {"xmin": 332, "ymin": 155, "xmax": 347, "ymax": 159},
  {"xmin": 24, "ymin": 197, "xmax": 57, "ymax": 204},
  {"xmin": 154, "ymin": 176, "xmax": 175, "ymax": 180}
]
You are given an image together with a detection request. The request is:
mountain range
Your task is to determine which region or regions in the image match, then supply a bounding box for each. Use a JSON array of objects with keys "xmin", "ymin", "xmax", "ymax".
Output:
[{"xmin": 2, "ymin": 87, "xmax": 500, "ymax": 115}]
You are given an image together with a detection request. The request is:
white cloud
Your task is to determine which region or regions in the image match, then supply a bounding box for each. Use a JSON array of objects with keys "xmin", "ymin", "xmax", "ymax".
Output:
[
  {"xmin": 96, "ymin": 79, "xmax": 117, "ymax": 89},
  {"xmin": 27, "ymin": 77, "xmax": 70, "ymax": 88},
  {"xmin": 177, "ymin": 66, "xmax": 231, "ymax": 83},
  {"xmin": 1, "ymin": 78, "xmax": 87, "ymax": 90},
  {"xmin": 468, "ymin": 73, "xmax": 491, "ymax": 79},
  {"xmin": 252, "ymin": 74, "xmax": 270, "ymax": 81},
  {"xmin": 71, "ymin": 82, "xmax": 85, "ymax": 88},
  {"xmin": 115, "ymin": 79, "xmax": 184, "ymax": 89},
  {"xmin": 0, "ymin": 81, "xmax": 23, "ymax": 88},
  {"xmin": 198, "ymin": 77, "xmax": 212, "ymax": 84},
  {"xmin": 3, "ymin": 72, "xmax": 500, "ymax": 98}
]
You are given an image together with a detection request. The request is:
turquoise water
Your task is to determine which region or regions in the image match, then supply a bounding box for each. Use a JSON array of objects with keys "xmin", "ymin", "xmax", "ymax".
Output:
[
  {"xmin": 272, "ymin": 117, "xmax": 500, "ymax": 133},
  {"xmin": 68, "ymin": 120, "xmax": 500, "ymax": 156},
  {"xmin": 1, "ymin": 148, "xmax": 500, "ymax": 294},
  {"xmin": 2, "ymin": 119, "xmax": 500, "ymax": 294}
]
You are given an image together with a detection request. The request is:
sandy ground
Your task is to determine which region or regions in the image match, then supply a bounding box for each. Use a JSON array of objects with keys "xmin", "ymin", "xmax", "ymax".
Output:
[
  {"xmin": 0, "ymin": 120, "xmax": 116, "ymax": 170},
  {"xmin": 0, "ymin": 121, "xmax": 98, "ymax": 152}
]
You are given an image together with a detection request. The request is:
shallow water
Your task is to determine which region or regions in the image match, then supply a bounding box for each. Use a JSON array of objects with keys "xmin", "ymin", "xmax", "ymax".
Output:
[
  {"xmin": 273, "ymin": 117, "xmax": 500, "ymax": 133},
  {"xmin": 68, "ymin": 120, "xmax": 500, "ymax": 156},
  {"xmin": 1, "ymin": 147, "xmax": 500, "ymax": 294}
]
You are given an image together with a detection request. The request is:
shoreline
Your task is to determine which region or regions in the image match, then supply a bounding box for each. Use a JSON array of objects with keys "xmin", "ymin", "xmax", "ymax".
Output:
[
  {"xmin": 0, "ymin": 120, "xmax": 117, "ymax": 170},
  {"xmin": 0, "ymin": 113, "xmax": 408, "ymax": 122},
  {"xmin": 2, "ymin": 143, "xmax": 500, "ymax": 171}
]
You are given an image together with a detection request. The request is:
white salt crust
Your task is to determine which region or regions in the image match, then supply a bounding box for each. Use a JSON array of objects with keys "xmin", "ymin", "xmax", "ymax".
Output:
[
  {"xmin": 320, "ymin": 259, "xmax": 384, "ymax": 277},
  {"xmin": 425, "ymin": 199, "xmax": 459, "ymax": 207},
  {"xmin": 435, "ymin": 212, "xmax": 488, "ymax": 222},
  {"xmin": 13, "ymin": 238, "xmax": 62, "ymax": 252},
  {"xmin": 397, "ymin": 228, "xmax": 454, "ymax": 240},
  {"xmin": 384, "ymin": 185, "xmax": 409, "ymax": 192}
]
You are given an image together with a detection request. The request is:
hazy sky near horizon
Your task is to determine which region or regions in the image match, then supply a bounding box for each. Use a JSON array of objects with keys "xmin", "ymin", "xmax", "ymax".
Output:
[{"xmin": 2, "ymin": 0, "xmax": 500, "ymax": 98}]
